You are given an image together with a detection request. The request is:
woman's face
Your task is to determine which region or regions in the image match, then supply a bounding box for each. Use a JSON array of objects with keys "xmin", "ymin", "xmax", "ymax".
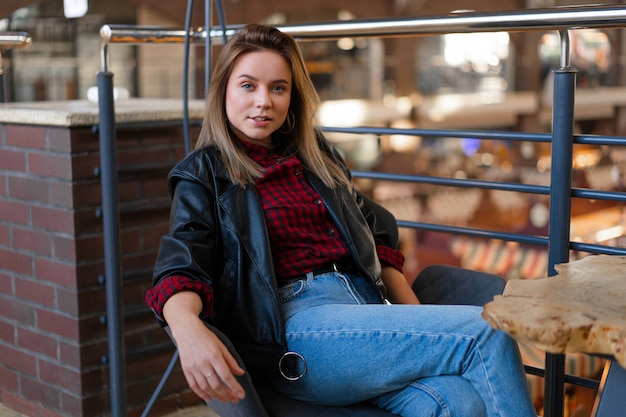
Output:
[{"xmin": 225, "ymin": 50, "xmax": 292, "ymax": 147}]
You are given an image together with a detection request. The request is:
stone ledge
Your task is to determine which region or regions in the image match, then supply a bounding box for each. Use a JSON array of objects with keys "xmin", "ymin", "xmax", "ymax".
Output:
[{"xmin": 0, "ymin": 98, "xmax": 206, "ymax": 127}]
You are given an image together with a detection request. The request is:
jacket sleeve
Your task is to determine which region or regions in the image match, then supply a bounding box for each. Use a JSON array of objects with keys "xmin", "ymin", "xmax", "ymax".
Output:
[{"xmin": 150, "ymin": 171, "xmax": 220, "ymax": 323}]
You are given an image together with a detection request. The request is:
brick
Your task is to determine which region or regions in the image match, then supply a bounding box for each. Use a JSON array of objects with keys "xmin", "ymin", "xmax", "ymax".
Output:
[
  {"xmin": 74, "ymin": 207, "xmax": 104, "ymax": 234},
  {"xmin": 0, "ymin": 344, "xmax": 37, "ymax": 376},
  {"xmin": 120, "ymin": 205, "xmax": 169, "ymax": 229},
  {"xmin": 39, "ymin": 359, "xmax": 81, "ymax": 391},
  {"xmin": 118, "ymin": 179, "xmax": 142, "ymax": 203},
  {"xmin": 121, "ymin": 251, "xmax": 158, "ymax": 277},
  {"xmin": 50, "ymin": 181, "xmax": 74, "ymax": 208},
  {"xmin": 56, "ymin": 287, "xmax": 78, "ymax": 316},
  {"xmin": 0, "ymin": 247, "xmax": 32, "ymax": 275},
  {"xmin": 81, "ymin": 367, "xmax": 106, "ymax": 393},
  {"xmin": 32, "ymin": 205, "xmax": 74, "ymax": 234},
  {"xmin": 75, "ymin": 287, "xmax": 106, "ymax": 314},
  {"xmin": 70, "ymin": 154, "xmax": 100, "ymax": 180},
  {"xmin": 0, "ymin": 364, "xmax": 18, "ymax": 392},
  {"xmin": 7, "ymin": 175, "xmax": 50, "ymax": 203},
  {"xmin": 75, "ymin": 262, "xmax": 103, "ymax": 289},
  {"xmin": 0, "ymin": 319, "xmax": 16, "ymax": 344},
  {"xmin": 118, "ymin": 147, "xmax": 172, "ymax": 167},
  {"xmin": 47, "ymin": 128, "xmax": 72, "ymax": 153},
  {"xmin": 74, "ymin": 234, "xmax": 103, "ymax": 261},
  {"xmin": 0, "ymin": 173, "xmax": 6, "ymax": 195},
  {"xmin": 60, "ymin": 339, "xmax": 106, "ymax": 368},
  {"xmin": 124, "ymin": 329, "xmax": 145, "ymax": 352},
  {"xmin": 0, "ymin": 224, "xmax": 9, "ymax": 246},
  {"xmin": 78, "ymin": 391, "xmax": 106, "ymax": 417},
  {"xmin": 178, "ymin": 389, "xmax": 203, "ymax": 408},
  {"xmin": 143, "ymin": 176, "xmax": 169, "ymax": 199},
  {"xmin": 20, "ymin": 375, "xmax": 62, "ymax": 409},
  {"xmin": 143, "ymin": 223, "xmax": 169, "ymax": 250},
  {"xmin": 41, "ymin": 407, "xmax": 65, "ymax": 417},
  {"xmin": 37, "ymin": 309, "xmax": 79, "ymax": 340},
  {"xmin": 33, "ymin": 257, "xmax": 77, "ymax": 288},
  {"xmin": 144, "ymin": 324, "xmax": 170, "ymax": 346},
  {"xmin": 126, "ymin": 377, "xmax": 154, "ymax": 410},
  {"xmin": 77, "ymin": 315, "xmax": 107, "ymax": 342},
  {"xmin": 68, "ymin": 128, "xmax": 99, "ymax": 153},
  {"xmin": 0, "ymin": 200, "xmax": 29, "ymax": 225},
  {"xmin": 140, "ymin": 126, "xmax": 194, "ymax": 148},
  {"xmin": 0, "ymin": 297, "xmax": 36, "ymax": 326},
  {"xmin": 14, "ymin": 277, "xmax": 55, "ymax": 307},
  {"xmin": 123, "ymin": 281, "xmax": 152, "ymax": 312},
  {"xmin": 1, "ymin": 390, "xmax": 40, "ymax": 417},
  {"xmin": 72, "ymin": 181, "xmax": 101, "ymax": 206},
  {"xmin": 6, "ymin": 125, "xmax": 47, "ymax": 150},
  {"xmin": 12, "ymin": 226, "xmax": 53, "ymax": 257},
  {"xmin": 120, "ymin": 228, "xmax": 142, "ymax": 253},
  {"xmin": 29, "ymin": 153, "xmax": 72, "ymax": 180},
  {"xmin": 17, "ymin": 327, "xmax": 58, "ymax": 359},
  {"xmin": 58, "ymin": 341, "xmax": 81, "ymax": 368},
  {"xmin": 0, "ymin": 149, "xmax": 27, "ymax": 172},
  {"xmin": 116, "ymin": 129, "xmax": 143, "ymax": 148},
  {"xmin": 0, "ymin": 272, "xmax": 12, "ymax": 295},
  {"xmin": 52, "ymin": 235, "xmax": 76, "ymax": 263}
]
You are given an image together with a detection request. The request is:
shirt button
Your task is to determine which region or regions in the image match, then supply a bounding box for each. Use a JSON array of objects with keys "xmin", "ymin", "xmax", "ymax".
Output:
[
  {"xmin": 314, "ymin": 199, "xmax": 322, "ymax": 205},
  {"xmin": 327, "ymin": 228, "xmax": 335, "ymax": 235}
]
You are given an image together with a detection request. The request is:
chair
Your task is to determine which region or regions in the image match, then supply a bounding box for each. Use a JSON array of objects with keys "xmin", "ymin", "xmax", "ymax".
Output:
[{"xmin": 143, "ymin": 196, "xmax": 506, "ymax": 417}]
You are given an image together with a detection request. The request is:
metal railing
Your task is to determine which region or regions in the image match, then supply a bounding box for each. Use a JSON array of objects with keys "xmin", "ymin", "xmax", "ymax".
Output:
[
  {"xmin": 0, "ymin": 31, "xmax": 32, "ymax": 102},
  {"xmin": 96, "ymin": 4, "xmax": 626, "ymax": 417}
]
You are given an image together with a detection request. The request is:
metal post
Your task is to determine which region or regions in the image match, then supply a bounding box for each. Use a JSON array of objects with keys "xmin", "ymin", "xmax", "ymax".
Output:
[
  {"xmin": 97, "ymin": 69, "xmax": 127, "ymax": 417},
  {"xmin": 0, "ymin": 63, "xmax": 5, "ymax": 103},
  {"xmin": 544, "ymin": 29, "xmax": 576, "ymax": 417}
]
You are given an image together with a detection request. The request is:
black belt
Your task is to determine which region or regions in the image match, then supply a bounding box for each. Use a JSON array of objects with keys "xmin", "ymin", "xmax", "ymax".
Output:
[{"xmin": 285, "ymin": 258, "xmax": 358, "ymax": 283}]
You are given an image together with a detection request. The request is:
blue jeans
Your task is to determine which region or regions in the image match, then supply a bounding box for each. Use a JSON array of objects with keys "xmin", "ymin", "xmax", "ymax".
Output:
[{"xmin": 270, "ymin": 271, "xmax": 535, "ymax": 417}]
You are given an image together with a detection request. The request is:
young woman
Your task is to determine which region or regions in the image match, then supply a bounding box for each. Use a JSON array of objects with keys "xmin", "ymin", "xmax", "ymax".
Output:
[{"xmin": 147, "ymin": 24, "xmax": 536, "ymax": 417}]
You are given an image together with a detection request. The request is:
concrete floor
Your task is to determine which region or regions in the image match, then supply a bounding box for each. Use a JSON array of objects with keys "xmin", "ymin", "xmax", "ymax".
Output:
[{"xmin": 0, "ymin": 402, "xmax": 217, "ymax": 417}]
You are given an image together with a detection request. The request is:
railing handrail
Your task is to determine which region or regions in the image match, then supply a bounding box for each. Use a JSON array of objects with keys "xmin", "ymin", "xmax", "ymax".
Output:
[
  {"xmin": 0, "ymin": 32, "xmax": 32, "ymax": 49},
  {"xmin": 100, "ymin": 4, "xmax": 626, "ymax": 48}
]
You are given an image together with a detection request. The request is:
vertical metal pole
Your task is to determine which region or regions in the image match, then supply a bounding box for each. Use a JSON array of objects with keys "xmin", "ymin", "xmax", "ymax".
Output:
[
  {"xmin": 97, "ymin": 62, "xmax": 127, "ymax": 415},
  {"xmin": 0, "ymin": 54, "xmax": 5, "ymax": 103},
  {"xmin": 205, "ymin": 0, "xmax": 212, "ymax": 95},
  {"xmin": 544, "ymin": 29, "xmax": 576, "ymax": 417}
]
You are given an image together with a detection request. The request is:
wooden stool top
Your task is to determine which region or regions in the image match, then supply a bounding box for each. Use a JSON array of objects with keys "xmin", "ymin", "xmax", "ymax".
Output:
[{"xmin": 482, "ymin": 255, "xmax": 626, "ymax": 369}]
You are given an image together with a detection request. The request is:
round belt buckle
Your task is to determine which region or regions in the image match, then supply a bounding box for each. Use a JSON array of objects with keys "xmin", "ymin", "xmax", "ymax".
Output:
[{"xmin": 278, "ymin": 351, "xmax": 307, "ymax": 381}]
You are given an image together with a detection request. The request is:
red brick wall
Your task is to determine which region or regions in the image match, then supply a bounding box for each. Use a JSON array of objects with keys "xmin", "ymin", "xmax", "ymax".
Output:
[{"xmin": 0, "ymin": 121, "xmax": 201, "ymax": 416}]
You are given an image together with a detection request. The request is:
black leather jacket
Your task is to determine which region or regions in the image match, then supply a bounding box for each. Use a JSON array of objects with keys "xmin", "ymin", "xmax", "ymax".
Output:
[{"xmin": 152, "ymin": 137, "xmax": 397, "ymax": 374}]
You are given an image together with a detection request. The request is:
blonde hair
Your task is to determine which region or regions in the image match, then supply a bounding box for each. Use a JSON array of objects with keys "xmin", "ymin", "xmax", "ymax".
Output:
[{"xmin": 197, "ymin": 24, "xmax": 350, "ymax": 188}]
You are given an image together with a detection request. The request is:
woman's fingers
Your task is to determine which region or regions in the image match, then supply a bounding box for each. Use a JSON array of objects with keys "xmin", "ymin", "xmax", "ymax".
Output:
[
  {"xmin": 177, "ymin": 328, "xmax": 246, "ymax": 403},
  {"xmin": 189, "ymin": 364, "xmax": 244, "ymax": 403}
]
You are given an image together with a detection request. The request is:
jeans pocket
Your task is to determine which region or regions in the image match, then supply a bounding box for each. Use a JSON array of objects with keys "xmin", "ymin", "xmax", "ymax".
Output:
[{"xmin": 278, "ymin": 279, "xmax": 307, "ymax": 304}]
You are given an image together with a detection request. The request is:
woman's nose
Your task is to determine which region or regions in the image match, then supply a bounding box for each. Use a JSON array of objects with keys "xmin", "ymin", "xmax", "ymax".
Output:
[{"xmin": 256, "ymin": 90, "xmax": 270, "ymax": 108}]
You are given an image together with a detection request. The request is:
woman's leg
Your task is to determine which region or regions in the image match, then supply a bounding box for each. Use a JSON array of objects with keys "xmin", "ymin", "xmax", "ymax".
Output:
[
  {"xmin": 373, "ymin": 375, "xmax": 487, "ymax": 417},
  {"xmin": 272, "ymin": 272, "xmax": 535, "ymax": 417}
]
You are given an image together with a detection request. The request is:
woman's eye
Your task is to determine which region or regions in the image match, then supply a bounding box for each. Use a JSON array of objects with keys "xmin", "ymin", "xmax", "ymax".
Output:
[{"xmin": 241, "ymin": 83, "xmax": 254, "ymax": 90}]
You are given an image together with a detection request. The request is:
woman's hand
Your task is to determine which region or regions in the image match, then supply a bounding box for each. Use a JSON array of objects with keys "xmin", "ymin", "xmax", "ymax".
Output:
[{"xmin": 163, "ymin": 291, "xmax": 246, "ymax": 403}]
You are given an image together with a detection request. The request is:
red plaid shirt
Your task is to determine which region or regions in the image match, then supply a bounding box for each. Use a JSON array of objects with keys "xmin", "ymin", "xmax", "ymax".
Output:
[{"xmin": 145, "ymin": 141, "xmax": 404, "ymax": 320}]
